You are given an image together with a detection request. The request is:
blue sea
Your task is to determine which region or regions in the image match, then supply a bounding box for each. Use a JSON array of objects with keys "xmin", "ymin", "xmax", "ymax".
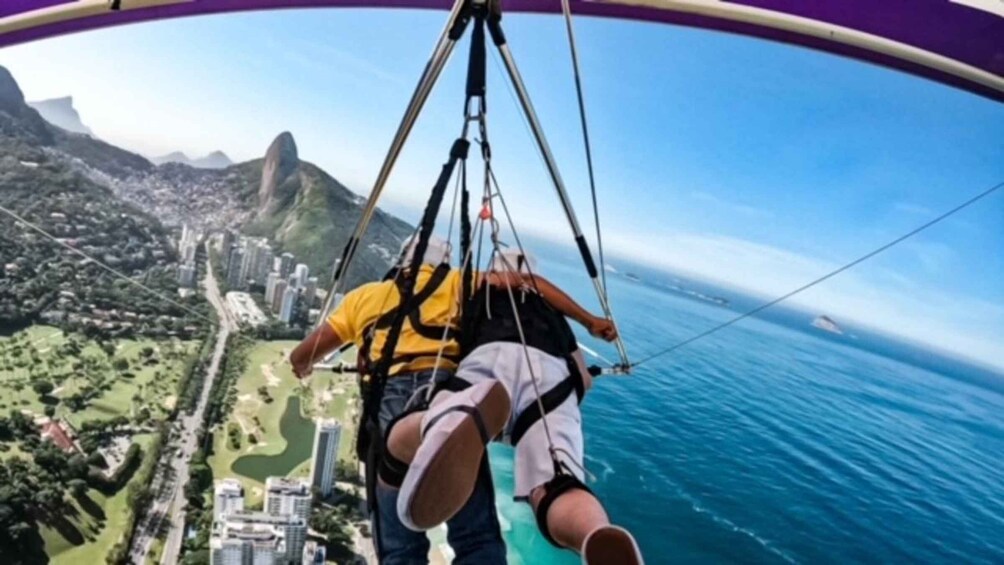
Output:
[{"xmin": 483, "ymin": 258, "xmax": 1004, "ymax": 564}]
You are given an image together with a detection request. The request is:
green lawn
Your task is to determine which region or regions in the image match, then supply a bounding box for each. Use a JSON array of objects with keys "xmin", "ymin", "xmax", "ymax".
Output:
[
  {"xmin": 0, "ymin": 326, "xmax": 201, "ymax": 564},
  {"xmin": 208, "ymin": 340, "xmax": 359, "ymax": 506},
  {"xmin": 39, "ymin": 434, "xmax": 155, "ymax": 565},
  {"xmin": 0, "ymin": 325, "xmax": 197, "ymax": 425}
]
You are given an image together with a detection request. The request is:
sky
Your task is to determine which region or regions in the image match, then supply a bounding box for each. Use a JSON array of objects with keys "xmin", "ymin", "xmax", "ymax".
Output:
[{"xmin": 1, "ymin": 8, "xmax": 1003, "ymax": 368}]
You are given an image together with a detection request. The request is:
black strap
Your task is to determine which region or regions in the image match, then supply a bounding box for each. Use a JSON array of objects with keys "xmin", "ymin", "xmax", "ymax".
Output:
[
  {"xmin": 436, "ymin": 376, "xmax": 473, "ymax": 394},
  {"xmin": 362, "ymin": 418, "xmax": 383, "ymax": 551},
  {"xmin": 386, "ymin": 351, "xmax": 462, "ymax": 369},
  {"xmin": 422, "ymin": 404, "xmax": 491, "ymax": 444},
  {"xmin": 374, "ymin": 263, "xmax": 452, "ymax": 330},
  {"xmin": 381, "ymin": 264, "xmax": 458, "ymax": 342},
  {"xmin": 534, "ymin": 472, "xmax": 593, "ymax": 548},
  {"xmin": 377, "ymin": 448, "xmax": 409, "ymax": 489},
  {"xmin": 510, "ymin": 375, "xmax": 577, "ymax": 445},
  {"xmin": 357, "ymin": 140, "xmax": 468, "ymax": 461},
  {"xmin": 358, "ymin": 263, "xmax": 455, "ymax": 374}
]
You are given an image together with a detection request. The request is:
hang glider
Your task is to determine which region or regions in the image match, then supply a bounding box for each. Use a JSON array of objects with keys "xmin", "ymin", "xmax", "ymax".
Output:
[{"xmin": 0, "ymin": 0, "xmax": 1001, "ymax": 102}]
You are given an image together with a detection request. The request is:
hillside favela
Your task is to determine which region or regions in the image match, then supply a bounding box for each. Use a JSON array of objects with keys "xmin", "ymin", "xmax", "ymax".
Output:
[{"xmin": 0, "ymin": 64, "xmax": 407, "ymax": 564}]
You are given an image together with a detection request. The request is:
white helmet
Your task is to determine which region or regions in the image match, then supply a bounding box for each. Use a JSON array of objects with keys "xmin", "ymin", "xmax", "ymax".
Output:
[
  {"xmin": 399, "ymin": 234, "xmax": 452, "ymax": 267},
  {"xmin": 490, "ymin": 248, "xmax": 537, "ymax": 274}
]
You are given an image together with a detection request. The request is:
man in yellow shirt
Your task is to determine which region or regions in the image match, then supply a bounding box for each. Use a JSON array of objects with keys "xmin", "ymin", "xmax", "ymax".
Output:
[{"xmin": 289, "ymin": 235, "xmax": 505, "ymax": 565}]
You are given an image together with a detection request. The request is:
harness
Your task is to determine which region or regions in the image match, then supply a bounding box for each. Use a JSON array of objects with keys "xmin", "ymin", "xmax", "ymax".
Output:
[
  {"xmin": 461, "ymin": 282, "xmax": 585, "ymax": 446},
  {"xmin": 357, "ymin": 262, "xmax": 461, "ymax": 379},
  {"xmin": 334, "ymin": 0, "xmax": 624, "ymax": 556}
]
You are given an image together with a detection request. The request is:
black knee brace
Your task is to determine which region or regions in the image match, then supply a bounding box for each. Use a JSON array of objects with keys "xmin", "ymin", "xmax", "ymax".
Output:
[
  {"xmin": 534, "ymin": 473, "xmax": 593, "ymax": 548},
  {"xmin": 377, "ymin": 409, "xmax": 419, "ymax": 488}
]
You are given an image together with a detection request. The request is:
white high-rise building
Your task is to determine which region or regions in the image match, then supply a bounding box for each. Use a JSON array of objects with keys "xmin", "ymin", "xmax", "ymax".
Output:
[
  {"xmin": 264, "ymin": 272, "xmax": 280, "ymax": 304},
  {"xmin": 178, "ymin": 263, "xmax": 196, "ymax": 288},
  {"xmin": 292, "ymin": 264, "xmax": 309, "ymax": 289},
  {"xmin": 182, "ymin": 241, "xmax": 198, "ymax": 264},
  {"xmin": 263, "ymin": 477, "xmax": 312, "ymax": 521},
  {"xmin": 240, "ymin": 240, "xmax": 261, "ymax": 285},
  {"xmin": 254, "ymin": 243, "xmax": 274, "ymax": 284},
  {"xmin": 213, "ymin": 479, "xmax": 245, "ymax": 522},
  {"xmin": 226, "ymin": 248, "xmax": 245, "ymax": 290},
  {"xmin": 270, "ymin": 279, "xmax": 288, "ymax": 314},
  {"xmin": 302, "ymin": 277, "xmax": 318, "ymax": 309},
  {"xmin": 210, "ymin": 511, "xmax": 305, "ymax": 565},
  {"xmin": 278, "ymin": 253, "xmax": 295, "ymax": 279},
  {"xmin": 279, "ymin": 286, "xmax": 298, "ymax": 324},
  {"xmin": 210, "ymin": 514, "xmax": 299, "ymax": 565},
  {"xmin": 220, "ymin": 230, "xmax": 235, "ymax": 260},
  {"xmin": 310, "ymin": 419, "xmax": 341, "ymax": 497}
]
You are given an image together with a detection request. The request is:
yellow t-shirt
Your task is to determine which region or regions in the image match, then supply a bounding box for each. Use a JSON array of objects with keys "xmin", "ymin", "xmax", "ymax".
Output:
[{"xmin": 327, "ymin": 265, "xmax": 464, "ymax": 376}]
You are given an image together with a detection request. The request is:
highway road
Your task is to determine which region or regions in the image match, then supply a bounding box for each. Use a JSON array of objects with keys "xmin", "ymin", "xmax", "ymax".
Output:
[{"xmin": 128, "ymin": 244, "xmax": 235, "ymax": 564}]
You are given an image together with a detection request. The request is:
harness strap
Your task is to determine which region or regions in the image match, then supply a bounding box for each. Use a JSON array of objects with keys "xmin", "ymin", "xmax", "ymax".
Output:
[
  {"xmin": 359, "ymin": 263, "xmax": 457, "ymax": 370},
  {"xmin": 533, "ymin": 472, "xmax": 593, "ymax": 548},
  {"xmin": 371, "ymin": 263, "xmax": 453, "ymax": 332},
  {"xmin": 510, "ymin": 374, "xmax": 577, "ymax": 445},
  {"xmin": 436, "ymin": 375, "xmax": 473, "ymax": 394},
  {"xmin": 422, "ymin": 404, "xmax": 491, "ymax": 444}
]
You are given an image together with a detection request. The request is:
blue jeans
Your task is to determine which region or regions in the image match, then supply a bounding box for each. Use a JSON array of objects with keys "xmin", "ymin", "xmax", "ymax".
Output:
[{"xmin": 374, "ymin": 370, "xmax": 507, "ymax": 565}]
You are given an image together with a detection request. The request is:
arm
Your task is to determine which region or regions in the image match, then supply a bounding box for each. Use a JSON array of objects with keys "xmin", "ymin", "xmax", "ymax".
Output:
[
  {"xmin": 487, "ymin": 272, "xmax": 617, "ymax": 341},
  {"xmin": 289, "ymin": 322, "xmax": 343, "ymax": 379}
]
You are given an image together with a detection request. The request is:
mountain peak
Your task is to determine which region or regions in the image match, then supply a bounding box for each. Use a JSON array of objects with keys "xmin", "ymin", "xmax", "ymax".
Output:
[
  {"xmin": 0, "ymin": 65, "xmax": 26, "ymax": 113},
  {"xmin": 259, "ymin": 132, "xmax": 300, "ymax": 211},
  {"xmin": 151, "ymin": 150, "xmax": 232, "ymax": 169},
  {"xmin": 267, "ymin": 131, "xmax": 298, "ymax": 163},
  {"xmin": 0, "ymin": 65, "xmax": 54, "ymax": 145},
  {"xmin": 28, "ymin": 95, "xmax": 94, "ymax": 136}
]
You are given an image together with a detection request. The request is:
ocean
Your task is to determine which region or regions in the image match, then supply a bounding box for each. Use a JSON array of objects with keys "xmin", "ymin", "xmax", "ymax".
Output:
[{"xmin": 482, "ymin": 257, "xmax": 1004, "ymax": 564}]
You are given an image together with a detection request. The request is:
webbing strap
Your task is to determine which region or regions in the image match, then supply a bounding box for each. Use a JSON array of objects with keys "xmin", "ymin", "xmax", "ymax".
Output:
[
  {"xmin": 375, "ymin": 263, "xmax": 452, "ymax": 327},
  {"xmin": 359, "ymin": 137, "xmax": 470, "ymax": 458},
  {"xmin": 369, "ymin": 263, "xmax": 456, "ymax": 340},
  {"xmin": 422, "ymin": 404, "xmax": 491, "ymax": 444},
  {"xmin": 510, "ymin": 375, "xmax": 577, "ymax": 445}
]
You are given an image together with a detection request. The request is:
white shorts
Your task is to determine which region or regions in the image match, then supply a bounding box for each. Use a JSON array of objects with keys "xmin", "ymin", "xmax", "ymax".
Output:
[{"xmin": 454, "ymin": 342, "xmax": 584, "ymax": 499}]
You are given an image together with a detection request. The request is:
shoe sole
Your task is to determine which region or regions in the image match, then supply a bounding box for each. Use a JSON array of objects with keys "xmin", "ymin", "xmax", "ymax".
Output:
[
  {"xmin": 584, "ymin": 526, "xmax": 643, "ymax": 565},
  {"xmin": 406, "ymin": 381, "xmax": 510, "ymax": 530}
]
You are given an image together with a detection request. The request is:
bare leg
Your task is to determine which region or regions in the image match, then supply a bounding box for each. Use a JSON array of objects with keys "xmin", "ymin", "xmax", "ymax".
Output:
[
  {"xmin": 386, "ymin": 411, "xmax": 425, "ymax": 465},
  {"xmin": 531, "ymin": 485, "xmax": 643, "ymax": 563},
  {"xmin": 392, "ymin": 381, "xmax": 511, "ymax": 531},
  {"xmin": 385, "ymin": 387, "xmax": 468, "ymax": 468},
  {"xmin": 530, "ymin": 486, "xmax": 609, "ymax": 550}
]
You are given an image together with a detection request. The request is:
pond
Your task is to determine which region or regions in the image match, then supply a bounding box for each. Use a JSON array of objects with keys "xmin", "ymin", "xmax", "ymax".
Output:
[{"xmin": 231, "ymin": 395, "xmax": 315, "ymax": 482}]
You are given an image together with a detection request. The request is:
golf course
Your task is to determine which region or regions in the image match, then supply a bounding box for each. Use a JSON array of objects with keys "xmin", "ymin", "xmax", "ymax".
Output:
[
  {"xmin": 208, "ymin": 340, "xmax": 359, "ymax": 506},
  {"xmin": 0, "ymin": 326, "xmax": 200, "ymax": 563}
]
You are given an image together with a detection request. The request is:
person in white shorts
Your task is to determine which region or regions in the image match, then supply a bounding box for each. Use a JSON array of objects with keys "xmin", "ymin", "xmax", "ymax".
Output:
[{"xmin": 377, "ymin": 249, "xmax": 644, "ymax": 564}]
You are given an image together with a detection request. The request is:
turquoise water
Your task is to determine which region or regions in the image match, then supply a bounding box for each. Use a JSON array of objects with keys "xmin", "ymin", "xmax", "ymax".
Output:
[{"xmin": 487, "ymin": 261, "xmax": 1004, "ymax": 563}]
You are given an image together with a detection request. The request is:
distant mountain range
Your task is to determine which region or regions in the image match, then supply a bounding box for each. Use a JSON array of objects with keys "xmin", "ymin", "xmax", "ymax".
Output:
[
  {"xmin": 151, "ymin": 150, "xmax": 233, "ymax": 169},
  {"xmin": 0, "ymin": 66, "xmax": 184, "ymax": 331},
  {"xmin": 2, "ymin": 65, "xmax": 411, "ymax": 291},
  {"xmin": 27, "ymin": 95, "xmax": 93, "ymax": 136}
]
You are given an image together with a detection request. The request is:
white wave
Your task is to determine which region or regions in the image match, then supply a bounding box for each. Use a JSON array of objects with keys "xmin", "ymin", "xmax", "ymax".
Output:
[{"xmin": 670, "ymin": 479, "xmax": 798, "ymax": 564}]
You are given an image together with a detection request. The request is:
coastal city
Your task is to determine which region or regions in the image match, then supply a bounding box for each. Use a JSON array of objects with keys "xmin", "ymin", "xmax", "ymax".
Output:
[
  {"xmin": 0, "ymin": 60, "xmax": 376, "ymax": 564},
  {"xmin": 177, "ymin": 226, "xmax": 329, "ymax": 330},
  {"xmin": 209, "ymin": 417, "xmax": 342, "ymax": 564}
]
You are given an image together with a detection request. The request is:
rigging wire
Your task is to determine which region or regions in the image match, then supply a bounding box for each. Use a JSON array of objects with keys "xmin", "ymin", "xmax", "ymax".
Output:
[
  {"xmin": 631, "ymin": 178, "xmax": 1004, "ymax": 368},
  {"xmin": 485, "ymin": 181, "xmax": 563, "ymax": 466},
  {"xmin": 558, "ymin": 0, "xmax": 608, "ymax": 294},
  {"xmin": 0, "ymin": 203, "xmax": 217, "ymax": 326}
]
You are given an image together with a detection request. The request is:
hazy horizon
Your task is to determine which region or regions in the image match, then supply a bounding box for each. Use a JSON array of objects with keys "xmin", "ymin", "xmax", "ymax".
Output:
[{"xmin": 2, "ymin": 8, "xmax": 1002, "ymax": 369}]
